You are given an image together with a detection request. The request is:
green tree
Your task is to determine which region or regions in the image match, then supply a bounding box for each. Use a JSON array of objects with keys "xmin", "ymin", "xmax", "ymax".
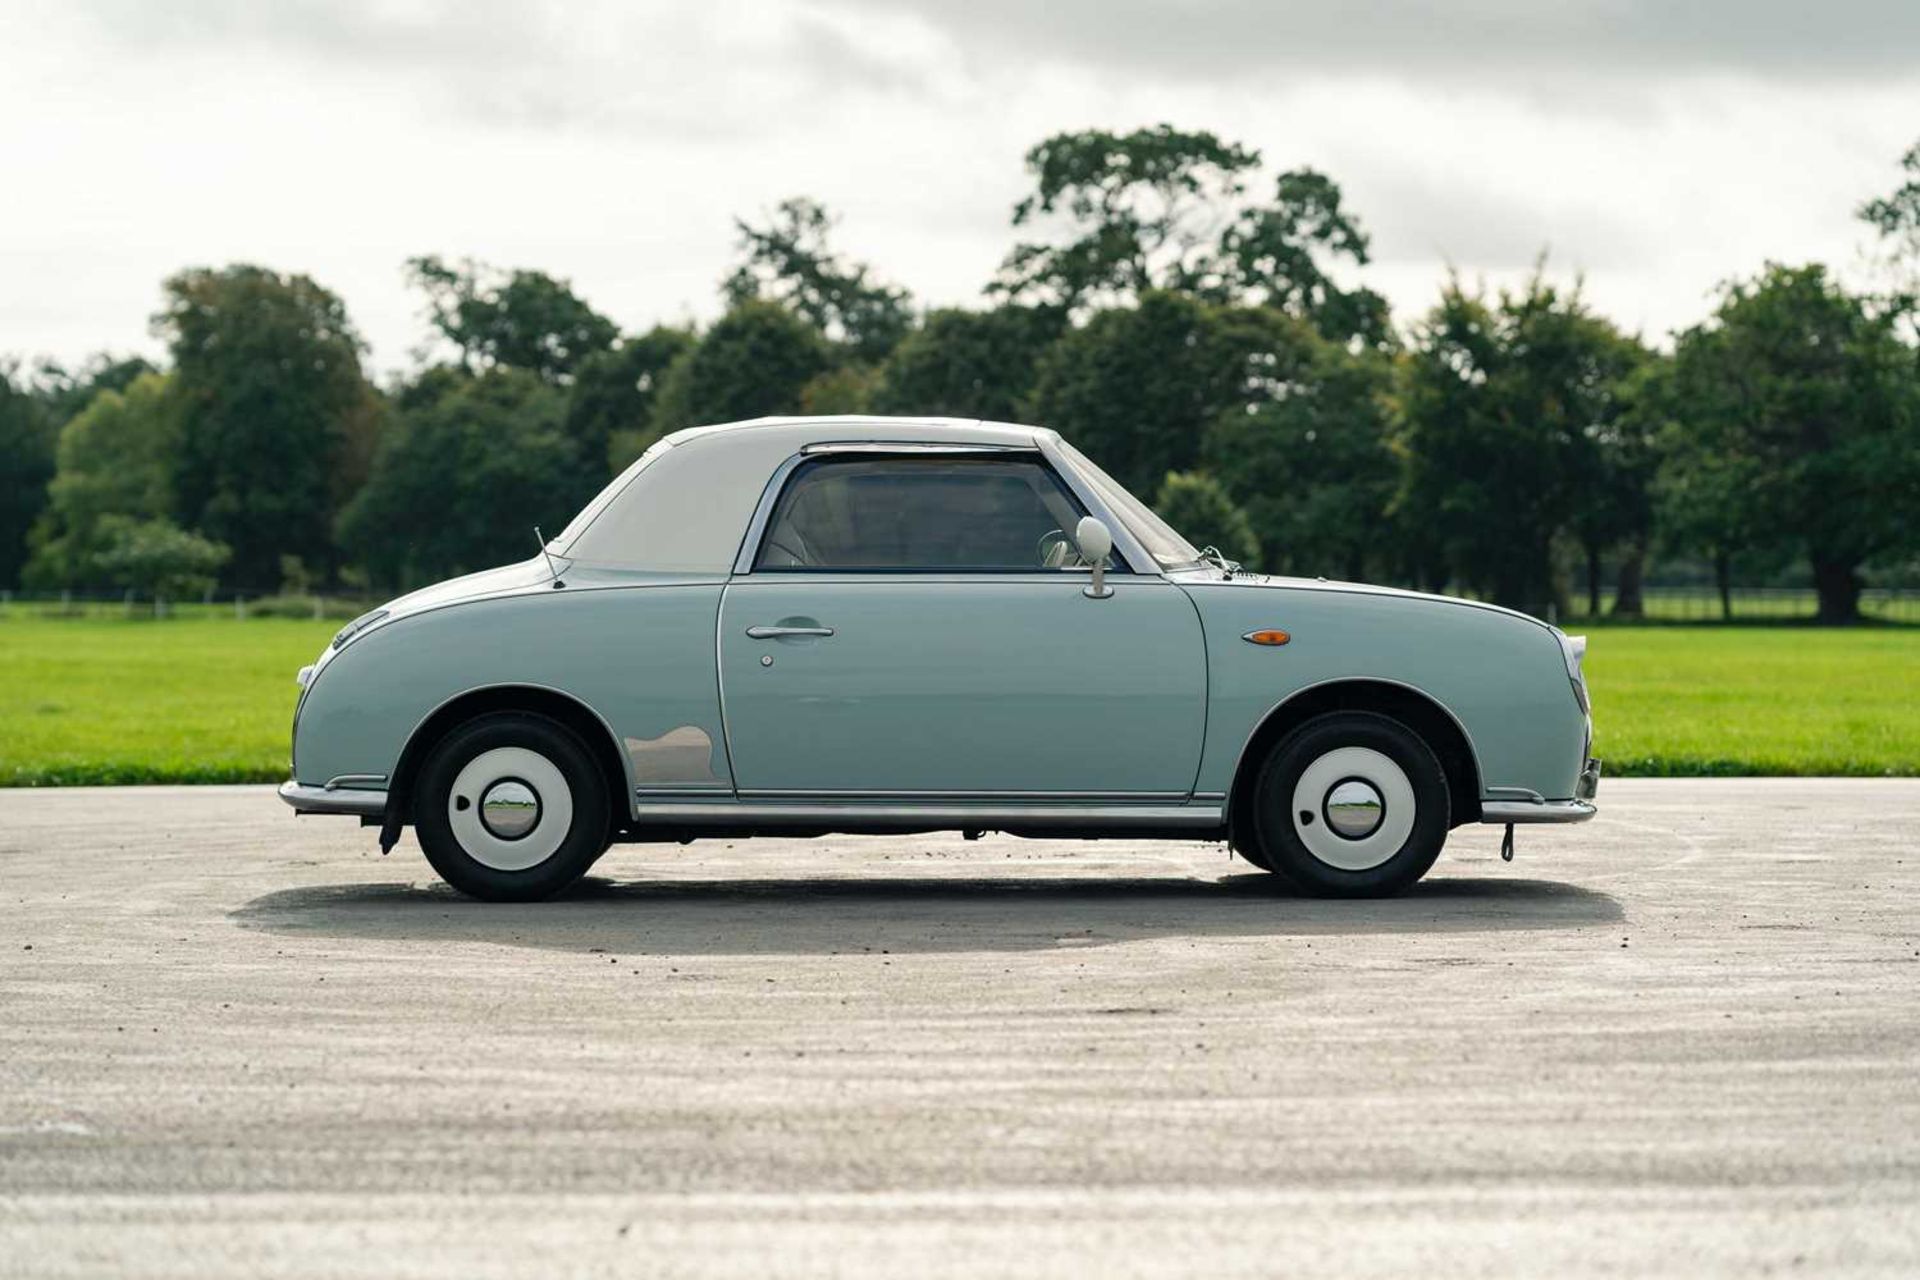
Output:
[
  {"xmin": 1201, "ymin": 329, "xmax": 1398, "ymax": 578},
  {"xmin": 0, "ymin": 363, "xmax": 55, "ymax": 588},
  {"xmin": 1029, "ymin": 291, "xmax": 1286, "ymax": 496},
  {"xmin": 566, "ymin": 327, "xmax": 696, "ymax": 474},
  {"xmin": 1859, "ymin": 140, "xmax": 1920, "ymax": 272},
  {"xmin": 646, "ymin": 302, "xmax": 832, "ymax": 443},
  {"xmin": 724, "ymin": 197, "xmax": 913, "ymax": 363},
  {"xmin": 338, "ymin": 369, "xmax": 579, "ymax": 588},
  {"xmin": 995, "ymin": 126, "xmax": 1386, "ymax": 345},
  {"xmin": 1663, "ymin": 263, "xmax": 1920, "ymax": 622},
  {"xmin": 1205, "ymin": 168, "xmax": 1390, "ymax": 348},
  {"xmin": 88, "ymin": 515, "xmax": 230, "ymax": 602},
  {"xmin": 28, "ymin": 353, "xmax": 157, "ymax": 427},
  {"xmin": 159, "ymin": 265, "xmax": 380, "ymax": 588},
  {"xmin": 870, "ymin": 306, "xmax": 1064, "ymax": 421},
  {"xmin": 798, "ymin": 365, "xmax": 882, "ymax": 415},
  {"xmin": 995, "ymin": 126, "xmax": 1260, "ymax": 310},
  {"xmin": 1396, "ymin": 272, "xmax": 1645, "ymax": 614},
  {"xmin": 407, "ymin": 255, "xmax": 618, "ymax": 382},
  {"xmin": 24, "ymin": 372, "xmax": 182, "ymax": 587},
  {"xmin": 1153, "ymin": 471, "xmax": 1259, "ymax": 566},
  {"xmin": 1583, "ymin": 354, "xmax": 1666, "ymax": 617}
]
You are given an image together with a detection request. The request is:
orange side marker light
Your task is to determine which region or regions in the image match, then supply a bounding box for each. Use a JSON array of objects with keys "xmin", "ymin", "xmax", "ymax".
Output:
[{"xmin": 1242, "ymin": 629, "xmax": 1291, "ymax": 646}]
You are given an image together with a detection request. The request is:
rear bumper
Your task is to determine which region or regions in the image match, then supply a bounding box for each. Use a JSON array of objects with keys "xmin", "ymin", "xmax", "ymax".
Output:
[{"xmin": 278, "ymin": 780, "xmax": 387, "ymax": 818}]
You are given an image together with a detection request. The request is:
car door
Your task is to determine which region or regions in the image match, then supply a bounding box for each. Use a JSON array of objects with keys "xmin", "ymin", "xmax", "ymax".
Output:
[{"xmin": 716, "ymin": 448, "xmax": 1207, "ymax": 799}]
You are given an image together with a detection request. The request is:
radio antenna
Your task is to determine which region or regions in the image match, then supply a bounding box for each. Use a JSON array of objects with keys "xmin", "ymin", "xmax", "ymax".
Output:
[{"xmin": 534, "ymin": 526, "xmax": 563, "ymax": 586}]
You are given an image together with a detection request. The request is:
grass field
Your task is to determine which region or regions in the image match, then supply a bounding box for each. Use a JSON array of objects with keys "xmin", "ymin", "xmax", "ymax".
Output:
[
  {"xmin": 0, "ymin": 619, "xmax": 320, "ymax": 786},
  {"xmin": 0, "ymin": 618, "xmax": 1914, "ymax": 785}
]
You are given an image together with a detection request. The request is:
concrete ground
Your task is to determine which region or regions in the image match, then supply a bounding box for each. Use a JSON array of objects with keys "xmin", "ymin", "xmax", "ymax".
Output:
[{"xmin": 1, "ymin": 779, "xmax": 1917, "ymax": 1278}]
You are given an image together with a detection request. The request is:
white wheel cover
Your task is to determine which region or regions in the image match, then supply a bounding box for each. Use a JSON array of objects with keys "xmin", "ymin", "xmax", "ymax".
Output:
[
  {"xmin": 1290, "ymin": 746, "xmax": 1416, "ymax": 872},
  {"xmin": 447, "ymin": 746, "xmax": 574, "ymax": 872}
]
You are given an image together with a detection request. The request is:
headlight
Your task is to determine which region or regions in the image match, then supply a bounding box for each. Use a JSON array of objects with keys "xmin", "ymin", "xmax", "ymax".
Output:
[
  {"xmin": 1556, "ymin": 629, "xmax": 1589, "ymax": 713},
  {"xmin": 331, "ymin": 607, "xmax": 390, "ymax": 650}
]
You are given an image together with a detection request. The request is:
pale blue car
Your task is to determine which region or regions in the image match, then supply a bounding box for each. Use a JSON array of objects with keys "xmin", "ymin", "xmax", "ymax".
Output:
[{"xmin": 282, "ymin": 416, "xmax": 1599, "ymax": 900}]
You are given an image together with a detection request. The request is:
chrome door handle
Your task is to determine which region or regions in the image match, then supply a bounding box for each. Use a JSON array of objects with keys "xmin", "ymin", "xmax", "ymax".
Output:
[{"xmin": 745, "ymin": 625, "xmax": 835, "ymax": 639}]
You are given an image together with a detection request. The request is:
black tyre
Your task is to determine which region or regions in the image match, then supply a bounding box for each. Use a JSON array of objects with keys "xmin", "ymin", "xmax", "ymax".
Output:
[
  {"xmin": 1229, "ymin": 829, "xmax": 1278, "ymax": 873},
  {"xmin": 414, "ymin": 712, "xmax": 610, "ymax": 902},
  {"xmin": 1247, "ymin": 711, "xmax": 1450, "ymax": 897}
]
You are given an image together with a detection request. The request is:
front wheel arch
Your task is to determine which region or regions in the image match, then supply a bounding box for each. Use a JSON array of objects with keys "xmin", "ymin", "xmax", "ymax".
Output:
[
  {"xmin": 384, "ymin": 685, "xmax": 631, "ymax": 842},
  {"xmin": 1226, "ymin": 679, "xmax": 1481, "ymax": 852}
]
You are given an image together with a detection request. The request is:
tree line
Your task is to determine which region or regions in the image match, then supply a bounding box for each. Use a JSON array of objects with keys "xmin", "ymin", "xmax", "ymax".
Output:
[{"xmin": 2, "ymin": 126, "xmax": 1917, "ymax": 621}]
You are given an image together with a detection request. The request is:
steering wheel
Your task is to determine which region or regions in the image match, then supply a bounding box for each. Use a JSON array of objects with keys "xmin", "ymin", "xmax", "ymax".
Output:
[
  {"xmin": 765, "ymin": 526, "xmax": 816, "ymax": 567},
  {"xmin": 1036, "ymin": 528, "xmax": 1073, "ymax": 568}
]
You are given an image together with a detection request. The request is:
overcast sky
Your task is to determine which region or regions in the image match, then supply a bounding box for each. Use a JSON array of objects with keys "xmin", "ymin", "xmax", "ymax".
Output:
[{"xmin": 3, "ymin": 0, "xmax": 1916, "ymax": 379}]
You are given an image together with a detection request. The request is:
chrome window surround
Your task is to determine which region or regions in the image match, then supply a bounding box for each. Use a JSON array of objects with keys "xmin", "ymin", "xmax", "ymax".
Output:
[{"xmin": 730, "ymin": 442, "xmax": 1157, "ymax": 578}]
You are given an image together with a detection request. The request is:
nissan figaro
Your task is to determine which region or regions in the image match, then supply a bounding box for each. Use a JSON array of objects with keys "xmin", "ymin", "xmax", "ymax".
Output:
[{"xmin": 282, "ymin": 416, "xmax": 1599, "ymax": 900}]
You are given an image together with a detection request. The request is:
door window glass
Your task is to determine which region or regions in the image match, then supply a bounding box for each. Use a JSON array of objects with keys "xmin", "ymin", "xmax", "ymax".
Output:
[{"xmin": 754, "ymin": 455, "xmax": 1093, "ymax": 572}]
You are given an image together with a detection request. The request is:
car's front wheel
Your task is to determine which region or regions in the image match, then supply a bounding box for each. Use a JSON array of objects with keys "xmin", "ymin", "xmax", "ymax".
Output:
[
  {"xmin": 1247, "ymin": 711, "xmax": 1450, "ymax": 897},
  {"xmin": 414, "ymin": 712, "xmax": 610, "ymax": 902}
]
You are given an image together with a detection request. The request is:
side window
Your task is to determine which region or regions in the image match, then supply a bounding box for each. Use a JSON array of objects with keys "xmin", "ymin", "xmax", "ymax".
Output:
[{"xmin": 754, "ymin": 455, "xmax": 1096, "ymax": 572}]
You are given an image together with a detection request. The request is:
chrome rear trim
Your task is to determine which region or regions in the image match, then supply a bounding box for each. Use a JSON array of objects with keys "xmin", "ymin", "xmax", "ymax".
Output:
[{"xmin": 279, "ymin": 781, "xmax": 386, "ymax": 817}]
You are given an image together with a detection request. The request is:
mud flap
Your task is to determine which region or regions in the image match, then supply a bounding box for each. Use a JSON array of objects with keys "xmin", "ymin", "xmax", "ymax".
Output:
[{"xmin": 378, "ymin": 796, "xmax": 406, "ymax": 854}]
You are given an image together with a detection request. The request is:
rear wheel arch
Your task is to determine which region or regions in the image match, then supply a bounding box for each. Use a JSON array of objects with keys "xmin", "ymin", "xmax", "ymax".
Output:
[
  {"xmin": 1227, "ymin": 679, "xmax": 1482, "ymax": 847},
  {"xmin": 387, "ymin": 685, "xmax": 631, "ymax": 834}
]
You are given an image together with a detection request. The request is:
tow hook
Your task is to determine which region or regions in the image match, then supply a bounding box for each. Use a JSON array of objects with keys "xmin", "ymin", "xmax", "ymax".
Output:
[{"xmin": 1500, "ymin": 823, "xmax": 1516, "ymax": 862}]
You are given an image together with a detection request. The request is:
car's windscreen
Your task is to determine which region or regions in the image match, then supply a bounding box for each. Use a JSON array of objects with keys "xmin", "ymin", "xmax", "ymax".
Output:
[
  {"xmin": 1053, "ymin": 439, "xmax": 1205, "ymax": 571},
  {"xmin": 754, "ymin": 455, "xmax": 1090, "ymax": 572}
]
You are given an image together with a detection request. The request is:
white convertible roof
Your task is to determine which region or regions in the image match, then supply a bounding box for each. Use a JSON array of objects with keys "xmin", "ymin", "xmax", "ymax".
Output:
[{"xmin": 551, "ymin": 416, "xmax": 1055, "ymax": 572}]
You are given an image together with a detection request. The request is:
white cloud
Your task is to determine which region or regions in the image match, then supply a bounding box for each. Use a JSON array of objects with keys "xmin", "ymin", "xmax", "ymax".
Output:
[{"xmin": 0, "ymin": 0, "xmax": 1913, "ymax": 377}]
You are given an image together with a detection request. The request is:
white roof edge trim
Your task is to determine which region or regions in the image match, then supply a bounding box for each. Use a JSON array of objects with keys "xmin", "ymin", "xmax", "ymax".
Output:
[{"xmin": 796, "ymin": 440, "xmax": 1038, "ymax": 455}]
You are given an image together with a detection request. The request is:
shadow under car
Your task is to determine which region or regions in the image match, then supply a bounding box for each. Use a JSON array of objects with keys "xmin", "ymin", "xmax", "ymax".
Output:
[{"xmin": 231, "ymin": 871, "xmax": 1623, "ymax": 956}]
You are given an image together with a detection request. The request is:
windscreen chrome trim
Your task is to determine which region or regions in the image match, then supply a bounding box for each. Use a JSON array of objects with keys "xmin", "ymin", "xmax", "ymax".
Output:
[{"xmin": 1036, "ymin": 435, "xmax": 1162, "ymax": 578}]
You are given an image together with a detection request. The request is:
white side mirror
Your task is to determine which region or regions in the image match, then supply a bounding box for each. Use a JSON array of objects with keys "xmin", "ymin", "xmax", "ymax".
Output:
[{"xmin": 1074, "ymin": 516, "xmax": 1113, "ymax": 599}]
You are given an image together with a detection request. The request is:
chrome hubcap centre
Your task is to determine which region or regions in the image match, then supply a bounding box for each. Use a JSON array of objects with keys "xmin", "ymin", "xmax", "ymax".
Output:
[
  {"xmin": 1323, "ymin": 778, "xmax": 1385, "ymax": 840},
  {"xmin": 478, "ymin": 779, "xmax": 540, "ymax": 840}
]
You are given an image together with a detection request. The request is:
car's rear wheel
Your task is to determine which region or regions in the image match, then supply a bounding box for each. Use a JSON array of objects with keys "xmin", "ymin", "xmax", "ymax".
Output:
[
  {"xmin": 1247, "ymin": 711, "xmax": 1449, "ymax": 897},
  {"xmin": 414, "ymin": 712, "xmax": 609, "ymax": 902}
]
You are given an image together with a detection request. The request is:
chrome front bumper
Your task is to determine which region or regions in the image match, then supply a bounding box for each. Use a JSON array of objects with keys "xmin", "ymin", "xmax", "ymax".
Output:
[
  {"xmin": 278, "ymin": 781, "xmax": 387, "ymax": 817},
  {"xmin": 1481, "ymin": 798, "xmax": 1596, "ymax": 824},
  {"xmin": 1479, "ymin": 759, "xmax": 1601, "ymax": 825}
]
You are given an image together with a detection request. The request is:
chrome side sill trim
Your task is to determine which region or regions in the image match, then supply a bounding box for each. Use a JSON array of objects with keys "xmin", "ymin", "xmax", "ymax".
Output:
[
  {"xmin": 325, "ymin": 773, "xmax": 388, "ymax": 790},
  {"xmin": 279, "ymin": 781, "xmax": 387, "ymax": 817},
  {"xmin": 629, "ymin": 801, "xmax": 1224, "ymax": 830},
  {"xmin": 1480, "ymin": 799, "xmax": 1596, "ymax": 825},
  {"xmin": 735, "ymin": 789, "xmax": 1192, "ymax": 803}
]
